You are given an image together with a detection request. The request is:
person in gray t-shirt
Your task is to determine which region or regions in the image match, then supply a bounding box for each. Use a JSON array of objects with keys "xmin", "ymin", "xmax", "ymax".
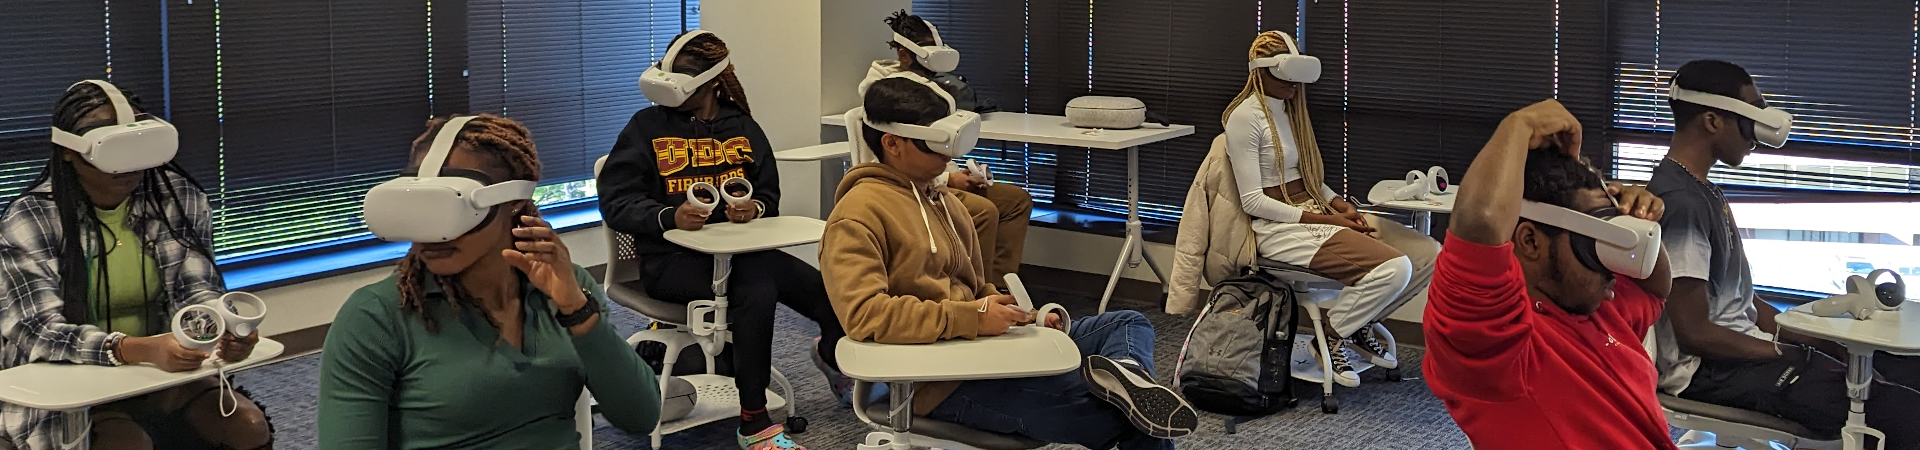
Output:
[{"xmin": 1651, "ymin": 59, "xmax": 1920, "ymax": 446}]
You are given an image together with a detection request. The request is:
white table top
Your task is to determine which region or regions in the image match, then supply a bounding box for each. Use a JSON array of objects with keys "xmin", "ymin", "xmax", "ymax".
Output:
[
  {"xmin": 835, "ymin": 326, "xmax": 1082, "ymax": 382},
  {"xmin": 0, "ymin": 338, "xmax": 286, "ymax": 410},
  {"xmin": 775, "ymin": 143, "xmax": 854, "ymax": 162},
  {"xmin": 1778, "ymin": 303, "xmax": 1920, "ymax": 355},
  {"xmin": 1365, "ymin": 179, "xmax": 1458, "ymax": 213},
  {"xmin": 822, "ymin": 112, "xmax": 1194, "ymax": 150},
  {"xmin": 663, "ymin": 216, "xmax": 826, "ymax": 255}
]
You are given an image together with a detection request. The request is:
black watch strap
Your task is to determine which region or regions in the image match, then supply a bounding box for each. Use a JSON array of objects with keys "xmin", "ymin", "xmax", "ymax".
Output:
[{"xmin": 555, "ymin": 287, "xmax": 601, "ymax": 328}]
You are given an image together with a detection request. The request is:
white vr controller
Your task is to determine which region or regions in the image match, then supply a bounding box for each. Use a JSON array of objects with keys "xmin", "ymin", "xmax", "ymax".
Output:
[
  {"xmin": 172, "ymin": 292, "xmax": 268, "ymax": 352},
  {"xmin": 1003, "ymin": 274, "xmax": 1070, "ymax": 334},
  {"xmin": 963, "ymin": 159, "xmax": 993, "ymax": 186},
  {"xmin": 684, "ymin": 177, "xmax": 754, "ymax": 212},
  {"xmin": 1795, "ymin": 269, "xmax": 1906, "ymax": 320}
]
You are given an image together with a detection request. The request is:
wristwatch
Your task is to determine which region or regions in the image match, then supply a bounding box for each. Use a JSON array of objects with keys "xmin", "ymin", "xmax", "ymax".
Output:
[{"xmin": 555, "ymin": 287, "xmax": 601, "ymax": 328}]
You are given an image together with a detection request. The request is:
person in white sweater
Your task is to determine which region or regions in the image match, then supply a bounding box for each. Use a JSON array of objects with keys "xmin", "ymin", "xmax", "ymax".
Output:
[
  {"xmin": 851, "ymin": 10, "xmax": 1032, "ymax": 290},
  {"xmin": 1223, "ymin": 31, "xmax": 1439, "ymax": 387}
]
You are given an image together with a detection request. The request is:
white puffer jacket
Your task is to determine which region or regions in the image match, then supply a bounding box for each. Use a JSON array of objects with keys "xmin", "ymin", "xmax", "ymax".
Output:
[{"xmin": 1167, "ymin": 134, "xmax": 1257, "ymax": 315}]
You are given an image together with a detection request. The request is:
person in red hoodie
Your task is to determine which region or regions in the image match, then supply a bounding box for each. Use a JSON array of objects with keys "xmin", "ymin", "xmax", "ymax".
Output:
[{"xmin": 1423, "ymin": 99, "xmax": 1676, "ymax": 450}]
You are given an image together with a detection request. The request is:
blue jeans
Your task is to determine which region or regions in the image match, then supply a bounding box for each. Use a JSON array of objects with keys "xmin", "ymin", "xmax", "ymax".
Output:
[{"xmin": 927, "ymin": 310, "xmax": 1172, "ymax": 450}]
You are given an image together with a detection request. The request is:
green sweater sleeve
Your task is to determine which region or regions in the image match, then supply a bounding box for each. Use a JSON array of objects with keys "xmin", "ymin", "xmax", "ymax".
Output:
[
  {"xmin": 572, "ymin": 269, "xmax": 662, "ymax": 435},
  {"xmin": 318, "ymin": 288, "xmax": 403, "ymax": 449}
]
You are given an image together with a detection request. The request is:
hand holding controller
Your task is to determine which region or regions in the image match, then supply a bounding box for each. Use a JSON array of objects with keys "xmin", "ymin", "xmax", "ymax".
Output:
[
  {"xmin": 964, "ymin": 159, "xmax": 994, "ymax": 186},
  {"xmin": 1004, "ymin": 274, "xmax": 1069, "ymax": 333}
]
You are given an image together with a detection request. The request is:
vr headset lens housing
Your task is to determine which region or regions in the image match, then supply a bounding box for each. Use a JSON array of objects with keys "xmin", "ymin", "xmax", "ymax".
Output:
[
  {"xmin": 1246, "ymin": 31, "xmax": 1321, "ymax": 84},
  {"xmin": 854, "ymin": 72, "xmax": 983, "ymax": 159},
  {"xmin": 48, "ymin": 80, "xmax": 180, "ymax": 174},
  {"xmin": 363, "ymin": 116, "xmax": 537, "ymax": 243},
  {"xmin": 639, "ymin": 30, "xmax": 732, "ymax": 108},
  {"xmin": 1519, "ymin": 201, "xmax": 1664, "ymax": 280},
  {"xmin": 1668, "ymin": 82, "xmax": 1793, "ymax": 148},
  {"xmin": 894, "ymin": 21, "xmax": 960, "ymax": 73}
]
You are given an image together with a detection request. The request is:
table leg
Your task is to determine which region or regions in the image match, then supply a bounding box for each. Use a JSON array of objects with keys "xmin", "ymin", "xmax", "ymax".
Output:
[
  {"xmin": 1098, "ymin": 146, "xmax": 1168, "ymax": 314},
  {"xmin": 58, "ymin": 409, "xmax": 87, "ymax": 450},
  {"xmin": 1413, "ymin": 211, "xmax": 1432, "ymax": 235},
  {"xmin": 817, "ymin": 155, "xmax": 848, "ymax": 219},
  {"xmin": 696, "ymin": 254, "xmax": 734, "ymax": 365},
  {"xmin": 1841, "ymin": 342, "xmax": 1887, "ymax": 450},
  {"xmin": 889, "ymin": 382, "xmax": 917, "ymax": 450}
]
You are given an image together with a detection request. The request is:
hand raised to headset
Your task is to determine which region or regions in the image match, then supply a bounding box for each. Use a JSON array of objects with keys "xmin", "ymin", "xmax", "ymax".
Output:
[
  {"xmin": 1500, "ymin": 99, "xmax": 1583, "ymax": 156},
  {"xmin": 503, "ymin": 215, "xmax": 588, "ymax": 316},
  {"xmin": 1612, "ymin": 185, "xmax": 1665, "ymax": 221}
]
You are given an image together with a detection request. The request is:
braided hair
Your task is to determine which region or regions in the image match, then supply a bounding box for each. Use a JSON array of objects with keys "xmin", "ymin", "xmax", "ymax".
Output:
[
  {"xmin": 1221, "ymin": 31, "xmax": 1332, "ymax": 209},
  {"xmin": 18, "ymin": 82, "xmax": 213, "ymax": 332},
  {"xmin": 392, "ymin": 114, "xmax": 542, "ymax": 332},
  {"xmin": 885, "ymin": 10, "xmax": 938, "ymax": 73},
  {"xmin": 677, "ymin": 32, "xmax": 751, "ymax": 115}
]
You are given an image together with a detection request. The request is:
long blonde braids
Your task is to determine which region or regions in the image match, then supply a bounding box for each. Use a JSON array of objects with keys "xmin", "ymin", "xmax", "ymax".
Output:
[{"xmin": 1220, "ymin": 31, "xmax": 1331, "ymax": 210}]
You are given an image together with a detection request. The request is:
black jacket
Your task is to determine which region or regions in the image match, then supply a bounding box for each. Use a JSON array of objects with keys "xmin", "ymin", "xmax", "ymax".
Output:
[{"xmin": 598, "ymin": 104, "xmax": 782, "ymax": 262}]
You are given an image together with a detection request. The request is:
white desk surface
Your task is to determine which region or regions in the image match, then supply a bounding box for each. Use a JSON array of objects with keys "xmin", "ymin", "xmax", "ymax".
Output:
[
  {"xmin": 1778, "ymin": 304, "xmax": 1920, "ymax": 355},
  {"xmin": 822, "ymin": 112, "xmax": 1194, "ymax": 150},
  {"xmin": 835, "ymin": 326, "xmax": 1081, "ymax": 382},
  {"xmin": 1365, "ymin": 180, "xmax": 1458, "ymax": 213},
  {"xmin": 663, "ymin": 216, "xmax": 826, "ymax": 255},
  {"xmin": 775, "ymin": 143, "xmax": 853, "ymax": 162},
  {"xmin": 0, "ymin": 338, "xmax": 286, "ymax": 410}
]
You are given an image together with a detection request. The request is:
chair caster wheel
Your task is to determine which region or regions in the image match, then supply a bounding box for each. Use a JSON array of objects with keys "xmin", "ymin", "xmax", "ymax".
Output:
[
  {"xmin": 1322, "ymin": 397, "xmax": 1339, "ymax": 414},
  {"xmin": 1385, "ymin": 368, "xmax": 1403, "ymax": 382},
  {"xmin": 786, "ymin": 416, "xmax": 809, "ymax": 434}
]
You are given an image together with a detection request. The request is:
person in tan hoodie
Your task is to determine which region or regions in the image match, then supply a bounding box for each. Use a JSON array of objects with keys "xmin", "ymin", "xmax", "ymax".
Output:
[{"xmin": 821, "ymin": 76, "xmax": 1196, "ymax": 450}]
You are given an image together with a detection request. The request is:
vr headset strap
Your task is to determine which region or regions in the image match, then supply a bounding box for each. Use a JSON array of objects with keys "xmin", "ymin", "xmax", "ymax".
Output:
[
  {"xmin": 1668, "ymin": 83, "xmax": 1787, "ymax": 129},
  {"xmin": 419, "ymin": 115, "xmax": 479, "ymax": 178},
  {"xmin": 471, "ymin": 180, "xmax": 538, "ymax": 207},
  {"xmin": 661, "ymin": 30, "xmax": 731, "ymax": 90},
  {"xmin": 72, "ymin": 80, "xmax": 136, "ymax": 124},
  {"xmin": 1518, "ymin": 201, "xmax": 1637, "ymax": 247}
]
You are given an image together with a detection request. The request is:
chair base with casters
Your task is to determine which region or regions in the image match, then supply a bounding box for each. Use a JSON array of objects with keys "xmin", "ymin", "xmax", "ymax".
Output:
[
  {"xmin": 1253, "ymin": 258, "xmax": 1404, "ymax": 414},
  {"xmin": 838, "ymin": 325, "xmax": 1082, "ymax": 450},
  {"xmin": 1662, "ymin": 394, "xmax": 1840, "ymax": 450}
]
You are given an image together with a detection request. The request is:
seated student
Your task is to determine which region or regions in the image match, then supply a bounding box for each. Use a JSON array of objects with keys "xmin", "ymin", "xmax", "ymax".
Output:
[
  {"xmin": 855, "ymin": 10, "xmax": 1032, "ymax": 289},
  {"xmin": 1652, "ymin": 59, "xmax": 1920, "ymax": 448},
  {"xmin": 597, "ymin": 30, "xmax": 845, "ymax": 450},
  {"xmin": 319, "ymin": 114, "xmax": 660, "ymax": 449},
  {"xmin": 1423, "ymin": 100, "xmax": 1677, "ymax": 450},
  {"xmin": 1224, "ymin": 31, "xmax": 1439, "ymax": 386},
  {"xmin": 0, "ymin": 80, "xmax": 272, "ymax": 450},
  {"xmin": 823, "ymin": 75, "xmax": 1197, "ymax": 450}
]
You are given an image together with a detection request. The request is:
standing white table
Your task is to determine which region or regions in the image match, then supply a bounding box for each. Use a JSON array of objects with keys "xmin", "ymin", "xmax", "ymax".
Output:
[
  {"xmin": 822, "ymin": 112, "xmax": 1195, "ymax": 313},
  {"xmin": 1364, "ymin": 179, "xmax": 1458, "ymax": 235},
  {"xmin": 0, "ymin": 338, "xmax": 286, "ymax": 449},
  {"xmin": 1776, "ymin": 305, "xmax": 1920, "ymax": 450},
  {"xmin": 775, "ymin": 142, "xmax": 855, "ymax": 220}
]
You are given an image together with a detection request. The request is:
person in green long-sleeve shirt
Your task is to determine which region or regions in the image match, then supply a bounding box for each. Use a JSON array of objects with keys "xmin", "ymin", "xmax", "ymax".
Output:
[{"xmin": 318, "ymin": 114, "xmax": 661, "ymax": 449}]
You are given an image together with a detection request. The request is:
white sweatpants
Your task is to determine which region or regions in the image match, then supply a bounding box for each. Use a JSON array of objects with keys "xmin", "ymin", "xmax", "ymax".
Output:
[{"xmin": 1252, "ymin": 215, "xmax": 1435, "ymax": 338}]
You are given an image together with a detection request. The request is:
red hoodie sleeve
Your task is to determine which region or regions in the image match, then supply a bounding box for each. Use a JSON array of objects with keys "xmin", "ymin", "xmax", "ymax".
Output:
[{"xmin": 1423, "ymin": 233, "xmax": 1533, "ymax": 399}]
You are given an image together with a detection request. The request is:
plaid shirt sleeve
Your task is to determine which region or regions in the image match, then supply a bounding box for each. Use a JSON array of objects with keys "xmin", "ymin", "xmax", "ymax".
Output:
[{"xmin": 0, "ymin": 195, "xmax": 120, "ymax": 367}]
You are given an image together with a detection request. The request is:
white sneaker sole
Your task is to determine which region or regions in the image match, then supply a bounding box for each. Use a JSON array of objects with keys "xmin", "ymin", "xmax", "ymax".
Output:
[{"xmin": 1084, "ymin": 355, "xmax": 1197, "ymax": 439}]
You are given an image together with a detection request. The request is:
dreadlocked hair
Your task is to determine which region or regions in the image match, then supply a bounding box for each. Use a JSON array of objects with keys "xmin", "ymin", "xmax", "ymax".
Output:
[
  {"xmin": 1221, "ymin": 31, "xmax": 1331, "ymax": 209},
  {"xmin": 885, "ymin": 9, "xmax": 935, "ymax": 45},
  {"xmin": 20, "ymin": 82, "xmax": 213, "ymax": 332},
  {"xmin": 393, "ymin": 114, "xmax": 542, "ymax": 332},
  {"xmin": 678, "ymin": 32, "xmax": 751, "ymax": 115}
]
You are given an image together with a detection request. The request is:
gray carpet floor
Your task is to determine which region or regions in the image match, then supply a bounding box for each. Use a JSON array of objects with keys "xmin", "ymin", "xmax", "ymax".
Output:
[{"xmin": 236, "ymin": 283, "xmax": 1472, "ymax": 449}]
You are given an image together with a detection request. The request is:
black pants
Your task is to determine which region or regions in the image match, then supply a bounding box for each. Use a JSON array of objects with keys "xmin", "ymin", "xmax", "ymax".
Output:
[
  {"xmin": 643, "ymin": 250, "xmax": 844, "ymax": 410},
  {"xmin": 1681, "ymin": 351, "xmax": 1920, "ymax": 449}
]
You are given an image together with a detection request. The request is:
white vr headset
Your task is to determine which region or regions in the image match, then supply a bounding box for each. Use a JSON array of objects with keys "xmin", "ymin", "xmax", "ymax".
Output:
[
  {"xmin": 1668, "ymin": 81, "xmax": 1793, "ymax": 148},
  {"xmin": 847, "ymin": 72, "xmax": 982, "ymax": 159},
  {"xmin": 1518, "ymin": 201, "xmax": 1663, "ymax": 279},
  {"xmin": 49, "ymin": 80, "xmax": 179, "ymax": 174},
  {"xmin": 639, "ymin": 30, "xmax": 732, "ymax": 108},
  {"xmin": 362, "ymin": 116, "xmax": 537, "ymax": 243},
  {"xmin": 894, "ymin": 20, "xmax": 960, "ymax": 73},
  {"xmin": 1247, "ymin": 31, "xmax": 1320, "ymax": 84}
]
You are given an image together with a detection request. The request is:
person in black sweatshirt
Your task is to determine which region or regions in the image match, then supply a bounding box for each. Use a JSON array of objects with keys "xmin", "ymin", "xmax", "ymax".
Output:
[{"xmin": 597, "ymin": 31, "xmax": 844, "ymax": 450}]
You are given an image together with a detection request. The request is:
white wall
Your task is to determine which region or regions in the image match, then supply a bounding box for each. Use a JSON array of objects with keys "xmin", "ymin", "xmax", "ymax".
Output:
[{"xmin": 704, "ymin": 0, "xmax": 905, "ymax": 150}]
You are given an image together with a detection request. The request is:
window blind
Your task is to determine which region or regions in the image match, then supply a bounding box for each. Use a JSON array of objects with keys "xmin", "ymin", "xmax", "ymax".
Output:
[
  {"xmin": 1610, "ymin": 0, "xmax": 1920, "ymax": 196},
  {"xmin": 469, "ymin": 0, "xmax": 695, "ymax": 185},
  {"xmin": 912, "ymin": 0, "xmax": 1065, "ymax": 202},
  {"xmin": 0, "ymin": 2, "xmax": 110, "ymax": 195}
]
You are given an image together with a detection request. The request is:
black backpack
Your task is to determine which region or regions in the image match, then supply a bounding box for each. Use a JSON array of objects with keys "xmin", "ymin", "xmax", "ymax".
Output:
[{"xmin": 1175, "ymin": 268, "xmax": 1298, "ymax": 428}]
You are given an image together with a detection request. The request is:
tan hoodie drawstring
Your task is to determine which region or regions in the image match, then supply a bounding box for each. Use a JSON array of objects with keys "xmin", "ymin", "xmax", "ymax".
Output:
[{"xmin": 910, "ymin": 181, "xmax": 966, "ymax": 256}]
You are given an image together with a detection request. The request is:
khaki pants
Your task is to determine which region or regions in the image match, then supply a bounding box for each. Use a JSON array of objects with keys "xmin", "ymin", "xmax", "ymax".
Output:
[
  {"xmin": 955, "ymin": 184, "xmax": 1033, "ymax": 290},
  {"xmin": 1252, "ymin": 214, "xmax": 1439, "ymax": 337}
]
